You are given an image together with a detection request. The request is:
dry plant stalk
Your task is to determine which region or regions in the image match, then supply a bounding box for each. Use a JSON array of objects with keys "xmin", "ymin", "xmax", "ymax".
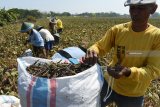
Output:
[{"xmin": 26, "ymin": 60, "xmax": 91, "ymax": 78}]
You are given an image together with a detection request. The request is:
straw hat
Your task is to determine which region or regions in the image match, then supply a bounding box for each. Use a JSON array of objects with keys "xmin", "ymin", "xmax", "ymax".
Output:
[
  {"xmin": 49, "ymin": 17, "xmax": 57, "ymax": 24},
  {"xmin": 20, "ymin": 22, "xmax": 34, "ymax": 33}
]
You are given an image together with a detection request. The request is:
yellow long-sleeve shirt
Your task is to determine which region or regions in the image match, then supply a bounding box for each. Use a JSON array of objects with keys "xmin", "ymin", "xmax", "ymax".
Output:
[
  {"xmin": 89, "ymin": 22, "xmax": 160, "ymax": 97},
  {"xmin": 56, "ymin": 19, "xmax": 63, "ymax": 29}
]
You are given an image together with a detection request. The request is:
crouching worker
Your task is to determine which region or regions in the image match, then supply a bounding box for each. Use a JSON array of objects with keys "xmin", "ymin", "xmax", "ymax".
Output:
[
  {"xmin": 36, "ymin": 25, "xmax": 55, "ymax": 58},
  {"xmin": 55, "ymin": 16, "xmax": 63, "ymax": 34},
  {"xmin": 20, "ymin": 22, "xmax": 46, "ymax": 58},
  {"xmin": 49, "ymin": 17, "xmax": 60, "ymax": 45}
]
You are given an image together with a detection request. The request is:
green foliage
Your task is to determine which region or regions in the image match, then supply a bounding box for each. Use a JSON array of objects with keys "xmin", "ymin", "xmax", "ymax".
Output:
[
  {"xmin": 7, "ymin": 8, "xmax": 43, "ymax": 19},
  {"xmin": 0, "ymin": 8, "xmax": 18, "ymax": 26},
  {"xmin": 0, "ymin": 8, "xmax": 43, "ymax": 26},
  {"xmin": 26, "ymin": 15, "xmax": 36, "ymax": 22}
]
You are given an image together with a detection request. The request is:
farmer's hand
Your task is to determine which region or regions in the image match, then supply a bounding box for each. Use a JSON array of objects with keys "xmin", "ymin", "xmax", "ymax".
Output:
[
  {"xmin": 82, "ymin": 50, "xmax": 98, "ymax": 66},
  {"xmin": 107, "ymin": 65, "xmax": 131, "ymax": 79}
]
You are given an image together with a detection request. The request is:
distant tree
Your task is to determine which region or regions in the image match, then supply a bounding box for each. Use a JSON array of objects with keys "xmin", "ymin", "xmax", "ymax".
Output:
[
  {"xmin": 7, "ymin": 8, "xmax": 43, "ymax": 19},
  {"xmin": 29, "ymin": 10, "xmax": 43, "ymax": 18},
  {"xmin": 7, "ymin": 9, "xmax": 20, "ymax": 20},
  {"xmin": 61, "ymin": 12, "xmax": 71, "ymax": 16},
  {"xmin": 108, "ymin": 12, "xmax": 120, "ymax": 17},
  {"xmin": 50, "ymin": 11, "xmax": 57, "ymax": 17},
  {"xmin": 0, "ymin": 8, "xmax": 19, "ymax": 26}
]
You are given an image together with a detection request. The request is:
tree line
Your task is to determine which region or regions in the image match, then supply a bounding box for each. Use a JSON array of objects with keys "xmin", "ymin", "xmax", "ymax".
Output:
[{"xmin": 0, "ymin": 8, "xmax": 160, "ymax": 26}]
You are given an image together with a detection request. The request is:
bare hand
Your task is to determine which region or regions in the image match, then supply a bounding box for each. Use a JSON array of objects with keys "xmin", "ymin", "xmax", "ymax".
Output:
[
  {"xmin": 82, "ymin": 50, "xmax": 98, "ymax": 66},
  {"xmin": 107, "ymin": 65, "xmax": 131, "ymax": 79}
]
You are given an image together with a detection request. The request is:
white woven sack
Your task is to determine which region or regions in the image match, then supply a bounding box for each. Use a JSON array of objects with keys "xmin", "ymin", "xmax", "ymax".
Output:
[
  {"xmin": 17, "ymin": 57, "xmax": 104, "ymax": 107},
  {"xmin": 0, "ymin": 95, "xmax": 21, "ymax": 107}
]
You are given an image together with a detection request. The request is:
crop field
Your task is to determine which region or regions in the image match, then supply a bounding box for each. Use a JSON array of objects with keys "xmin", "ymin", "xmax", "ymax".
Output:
[{"xmin": 0, "ymin": 17, "xmax": 160, "ymax": 107}]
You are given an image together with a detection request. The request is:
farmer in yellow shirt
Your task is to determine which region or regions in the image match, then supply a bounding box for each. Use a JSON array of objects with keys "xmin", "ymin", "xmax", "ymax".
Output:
[
  {"xmin": 49, "ymin": 17, "xmax": 63, "ymax": 45},
  {"xmin": 56, "ymin": 17, "xmax": 63, "ymax": 34},
  {"xmin": 49, "ymin": 17, "xmax": 63, "ymax": 34},
  {"xmin": 82, "ymin": 0, "xmax": 160, "ymax": 107}
]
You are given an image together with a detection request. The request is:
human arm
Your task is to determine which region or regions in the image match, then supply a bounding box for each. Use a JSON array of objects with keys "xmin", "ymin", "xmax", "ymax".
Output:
[
  {"xmin": 105, "ymin": 51, "xmax": 160, "ymax": 80},
  {"xmin": 82, "ymin": 28, "xmax": 116, "ymax": 65},
  {"xmin": 128, "ymin": 49, "xmax": 160, "ymax": 82},
  {"xmin": 89, "ymin": 29, "xmax": 115, "ymax": 57},
  {"xmin": 24, "ymin": 39, "xmax": 29, "ymax": 45},
  {"xmin": 24, "ymin": 35, "xmax": 31, "ymax": 45},
  {"xmin": 117, "ymin": 35, "xmax": 160, "ymax": 81},
  {"xmin": 106, "ymin": 30, "xmax": 160, "ymax": 80},
  {"xmin": 107, "ymin": 65, "xmax": 131, "ymax": 79}
]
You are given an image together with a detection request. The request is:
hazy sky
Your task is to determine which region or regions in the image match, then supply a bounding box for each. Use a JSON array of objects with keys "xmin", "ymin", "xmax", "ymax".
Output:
[{"xmin": 0, "ymin": 0, "xmax": 160, "ymax": 15}]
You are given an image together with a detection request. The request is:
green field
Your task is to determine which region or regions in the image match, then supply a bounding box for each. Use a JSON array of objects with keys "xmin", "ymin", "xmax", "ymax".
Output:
[{"xmin": 0, "ymin": 17, "xmax": 160, "ymax": 107}]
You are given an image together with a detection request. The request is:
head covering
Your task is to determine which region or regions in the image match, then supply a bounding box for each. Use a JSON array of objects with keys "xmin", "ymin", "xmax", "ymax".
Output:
[
  {"xmin": 124, "ymin": 0, "xmax": 156, "ymax": 6},
  {"xmin": 49, "ymin": 17, "xmax": 57, "ymax": 24},
  {"xmin": 20, "ymin": 22, "xmax": 34, "ymax": 33},
  {"xmin": 35, "ymin": 25, "xmax": 44, "ymax": 31},
  {"xmin": 54, "ymin": 33, "xmax": 60, "ymax": 37}
]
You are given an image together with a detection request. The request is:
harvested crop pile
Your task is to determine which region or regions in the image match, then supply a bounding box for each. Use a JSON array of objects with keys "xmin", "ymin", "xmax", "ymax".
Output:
[{"xmin": 26, "ymin": 60, "xmax": 91, "ymax": 78}]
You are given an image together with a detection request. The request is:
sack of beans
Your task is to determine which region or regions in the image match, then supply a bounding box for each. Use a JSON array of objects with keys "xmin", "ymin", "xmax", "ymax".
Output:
[{"xmin": 17, "ymin": 56, "xmax": 104, "ymax": 107}]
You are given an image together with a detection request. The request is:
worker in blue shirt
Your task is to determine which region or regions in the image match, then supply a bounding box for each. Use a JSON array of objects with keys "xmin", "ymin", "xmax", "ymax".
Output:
[{"xmin": 20, "ymin": 22, "xmax": 46, "ymax": 58}]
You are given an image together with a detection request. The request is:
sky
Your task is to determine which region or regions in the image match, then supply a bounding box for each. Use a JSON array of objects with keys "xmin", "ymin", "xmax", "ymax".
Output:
[{"xmin": 0, "ymin": 0, "xmax": 160, "ymax": 15}]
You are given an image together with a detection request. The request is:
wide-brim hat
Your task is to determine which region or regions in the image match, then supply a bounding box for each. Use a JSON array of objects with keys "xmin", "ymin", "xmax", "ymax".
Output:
[
  {"xmin": 124, "ymin": 0, "xmax": 156, "ymax": 6},
  {"xmin": 50, "ymin": 17, "xmax": 57, "ymax": 24},
  {"xmin": 20, "ymin": 22, "xmax": 34, "ymax": 33},
  {"xmin": 35, "ymin": 25, "xmax": 44, "ymax": 31}
]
